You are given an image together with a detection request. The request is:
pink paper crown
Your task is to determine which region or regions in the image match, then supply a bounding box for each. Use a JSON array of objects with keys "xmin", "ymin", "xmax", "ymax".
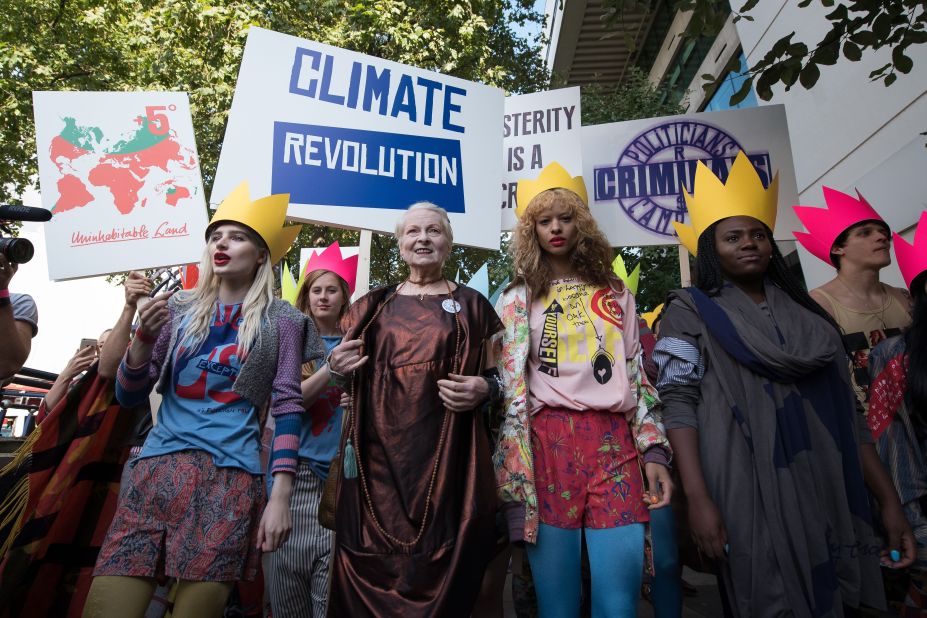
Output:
[
  {"xmin": 894, "ymin": 211, "xmax": 927, "ymax": 290},
  {"xmin": 302, "ymin": 241, "xmax": 359, "ymax": 295},
  {"xmin": 792, "ymin": 186, "xmax": 885, "ymax": 266}
]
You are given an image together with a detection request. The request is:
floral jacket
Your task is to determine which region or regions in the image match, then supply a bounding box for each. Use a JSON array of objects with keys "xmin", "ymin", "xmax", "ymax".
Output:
[{"xmin": 491, "ymin": 280, "xmax": 670, "ymax": 544}]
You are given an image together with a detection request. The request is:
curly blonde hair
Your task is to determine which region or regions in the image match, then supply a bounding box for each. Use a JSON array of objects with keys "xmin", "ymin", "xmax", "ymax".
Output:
[{"xmin": 511, "ymin": 188, "xmax": 619, "ymax": 298}]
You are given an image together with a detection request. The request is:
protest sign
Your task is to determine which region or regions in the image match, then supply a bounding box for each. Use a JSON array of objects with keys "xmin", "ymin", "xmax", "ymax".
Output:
[
  {"xmin": 33, "ymin": 91, "xmax": 207, "ymax": 280},
  {"xmin": 581, "ymin": 105, "xmax": 800, "ymax": 246},
  {"xmin": 501, "ymin": 87, "xmax": 582, "ymax": 230},
  {"xmin": 213, "ymin": 27, "xmax": 505, "ymax": 249}
]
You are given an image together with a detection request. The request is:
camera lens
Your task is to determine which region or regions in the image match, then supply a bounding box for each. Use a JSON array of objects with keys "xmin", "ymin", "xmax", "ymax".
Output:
[{"xmin": 0, "ymin": 237, "xmax": 34, "ymax": 264}]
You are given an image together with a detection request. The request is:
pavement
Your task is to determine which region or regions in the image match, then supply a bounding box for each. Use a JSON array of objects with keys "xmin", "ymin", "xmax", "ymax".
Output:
[{"xmin": 501, "ymin": 566, "xmax": 724, "ymax": 617}]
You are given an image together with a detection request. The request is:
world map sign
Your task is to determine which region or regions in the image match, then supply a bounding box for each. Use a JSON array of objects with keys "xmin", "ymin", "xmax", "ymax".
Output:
[{"xmin": 34, "ymin": 92, "xmax": 208, "ymax": 280}]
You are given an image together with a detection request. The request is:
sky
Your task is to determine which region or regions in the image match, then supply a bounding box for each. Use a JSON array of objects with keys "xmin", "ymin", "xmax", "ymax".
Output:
[{"xmin": 11, "ymin": 187, "xmax": 125, "ymax": 374}]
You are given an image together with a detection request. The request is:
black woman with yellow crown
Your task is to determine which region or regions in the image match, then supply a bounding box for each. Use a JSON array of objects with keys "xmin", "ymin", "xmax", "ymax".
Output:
[{"xmin": 653, "ymin": 152, "xmax": 915, "ymax": 617}]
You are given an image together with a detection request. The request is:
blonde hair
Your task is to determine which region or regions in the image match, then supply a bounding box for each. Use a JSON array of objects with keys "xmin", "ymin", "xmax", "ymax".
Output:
[
  {"xmin": 176, "ymin": 231, "xmax": 275, "ymax": 357},
  {"xmin": 511, "ymin": 188, "xmax": 618, "ymax": 298},
  {"xmin": 295, "ymin": 269, "xmax": 351, "ymax": 324},
  {"xmin": 394, "ymin": 201, "xmax": 454, "ymax": 243}
]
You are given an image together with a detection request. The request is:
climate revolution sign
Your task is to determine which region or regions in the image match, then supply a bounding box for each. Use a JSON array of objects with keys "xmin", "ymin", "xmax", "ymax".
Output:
[{"xmin": 213, "ymin": 27, "xmax": 505, "ymax": 249}]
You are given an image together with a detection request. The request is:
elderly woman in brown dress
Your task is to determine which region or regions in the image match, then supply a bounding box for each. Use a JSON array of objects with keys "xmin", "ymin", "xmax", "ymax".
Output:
[{"xmin": 326, "ymin": 202, "xmax": 503, "ymax": 617}]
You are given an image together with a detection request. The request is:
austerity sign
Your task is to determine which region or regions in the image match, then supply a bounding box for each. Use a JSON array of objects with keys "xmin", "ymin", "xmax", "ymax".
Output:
[
  {"xmin": 581, "ymin": 105, "xmax": 800, "ymax": 247},
  {"xmin": 214, "ymin": 27, "xmax": 505, "ymax": 249},
  {"xmin": 32, "ymin": 91, "xmax": 208, "ymax": 280},
  {"xmin": 501, "ymin": 87, "xmax": 582, "ymax": 231}
]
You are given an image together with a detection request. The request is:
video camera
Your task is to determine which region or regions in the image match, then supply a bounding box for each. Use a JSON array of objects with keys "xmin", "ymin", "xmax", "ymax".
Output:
[{"xmin": 0, "ymin": 205, "xmax": 52, "ymax": 265}]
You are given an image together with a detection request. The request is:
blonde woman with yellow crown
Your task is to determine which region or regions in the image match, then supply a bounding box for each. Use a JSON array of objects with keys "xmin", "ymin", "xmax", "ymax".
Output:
[
  {"xmin": 493, "ymin": 163, "xmax": 673, "ymax": 617},
  {"xmin": 83, "ymin": 183, "xmax": 324, "ymax": 618},
  {"xmin": 653, "ymin": 153, "xmax": 914, "ymax": 616}
]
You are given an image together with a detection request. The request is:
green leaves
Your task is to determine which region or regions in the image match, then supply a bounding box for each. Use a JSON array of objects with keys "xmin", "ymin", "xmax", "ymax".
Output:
[
  {"xmin": 798, "ymin": 62, "xmax": 820, "ymax": 89},
  {"xmin": 578, "ymin": 67, "xmax": 686, "ymax": 126},
  {"xmin": 842, "ymin": 41, "xmax": 862, "ymax": 61},
  {"xmin": 893, "ymin": 46, "xmax": 914, "ymax": 73}
]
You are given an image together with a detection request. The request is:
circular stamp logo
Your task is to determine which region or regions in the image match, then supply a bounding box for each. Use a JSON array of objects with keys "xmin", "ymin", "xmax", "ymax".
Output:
[{"xmin": 594, "ymin": 120, "xmax": 746, "ymax": 237}]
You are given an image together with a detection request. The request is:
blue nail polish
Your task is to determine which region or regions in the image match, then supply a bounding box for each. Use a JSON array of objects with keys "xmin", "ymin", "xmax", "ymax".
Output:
[
  {"xmin": 724, "ymin": 543, "xmax": 730, "ymax": 554},
  {"xmin": 890, "ymin": 549, "xmax": 901, "ymax": 562}
]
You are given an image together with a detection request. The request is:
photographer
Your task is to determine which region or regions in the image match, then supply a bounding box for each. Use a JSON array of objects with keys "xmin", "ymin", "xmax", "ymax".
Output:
[{"xmin": 0, "ymin": 253, "xmax": 38, "ymax": 379}]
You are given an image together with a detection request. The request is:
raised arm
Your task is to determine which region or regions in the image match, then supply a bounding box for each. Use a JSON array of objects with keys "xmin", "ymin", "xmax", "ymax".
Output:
[
  {"xmin": 98, "ymin": 271, "xmax": 152, "ymax": 379},
  {"xmin": 115, "ymin": 291, "xmax": 173, "ymax": 408}
]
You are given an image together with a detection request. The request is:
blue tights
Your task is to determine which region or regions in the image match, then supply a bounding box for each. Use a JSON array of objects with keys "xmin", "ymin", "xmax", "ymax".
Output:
[
  {"xmin": 526, "ymin": 523, "xmax": 644, "ymax": 618},
  {"xmin": 649, "ymin": 506, "xmax": 682, "ymax": 618}
]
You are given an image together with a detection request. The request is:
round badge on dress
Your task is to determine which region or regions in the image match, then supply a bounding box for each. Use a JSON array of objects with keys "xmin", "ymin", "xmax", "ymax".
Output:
[{"xmin": 442, "ymin": 299, "xmax": 461, "ymax": 313}]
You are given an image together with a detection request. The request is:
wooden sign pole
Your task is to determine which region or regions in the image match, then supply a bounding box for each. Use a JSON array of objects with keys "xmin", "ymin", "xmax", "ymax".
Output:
[
  {"xmin": 355, "ymin": 229, "xmax": 373, "ymax": 297},
  {"xmin": 678, "ymin": 245, "xmax": 692, "ymax": 288}
]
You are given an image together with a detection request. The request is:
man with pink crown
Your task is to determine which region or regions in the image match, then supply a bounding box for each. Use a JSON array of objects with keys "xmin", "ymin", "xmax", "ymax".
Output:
[
  {"xmin": 867, "ymin": 211, "xmax": 927, "ymax": 612},
  {"xmin": 792, "ymin": 188, "xmax": 912, "ymax": 412}
]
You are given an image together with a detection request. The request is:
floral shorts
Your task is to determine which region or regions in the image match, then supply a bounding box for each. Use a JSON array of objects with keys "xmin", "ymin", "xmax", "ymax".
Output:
[
  {"xmin": 94, "ymin": 449, "xmax": 265, "ymax": 581},
  {"xmin": 532, "ymin": 407, "xmax": 648, "ymax": 529}
]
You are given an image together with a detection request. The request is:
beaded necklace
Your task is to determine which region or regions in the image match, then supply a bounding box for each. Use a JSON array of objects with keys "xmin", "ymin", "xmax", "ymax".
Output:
[{"xmin": 343, "ymin": 279, "xmax": 461, "ymax": 547}]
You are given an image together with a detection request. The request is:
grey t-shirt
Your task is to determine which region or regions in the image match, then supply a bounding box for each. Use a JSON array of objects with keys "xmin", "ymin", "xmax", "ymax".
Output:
[{"xmin": 11, "ymin": 293, "xmax": 38, "ymax": 337}]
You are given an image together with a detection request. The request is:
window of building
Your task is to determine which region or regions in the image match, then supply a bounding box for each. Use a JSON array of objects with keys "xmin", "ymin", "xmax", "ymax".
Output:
[
  {"xmin": 702, "ymin": 51, "xmax": 757, "ymax": 111},
  {"xmin": 659, "ymin": 34, "xmax": 716, "ymax": 106},
  {"xmin": 634, "ymin": 0, "xmax": 672, "ymax": 73}
]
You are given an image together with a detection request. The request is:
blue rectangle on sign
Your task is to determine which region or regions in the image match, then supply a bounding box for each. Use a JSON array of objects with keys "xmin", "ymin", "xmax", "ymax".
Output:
[{"xmin": 271, "ymin": 122, "xmax": 465, "ymax": 213}]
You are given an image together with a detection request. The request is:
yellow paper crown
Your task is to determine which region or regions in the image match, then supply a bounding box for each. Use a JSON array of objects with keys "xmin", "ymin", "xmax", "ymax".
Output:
[
  {"xmin": 516, "ymin": 162, "xmax": 588, "ymax": 219},
  {"xmin": 209, "ymin": 181, "xmax": 302, "ymax": 264},
  {"xmin": 641, "ymin": 303, "xmax": 664, "ymax": 330},
  {"xmin": 672, "ymin": 151, "xmax": 779, "ymax": 255},
  {"xmin": 612, "ymin": 255, "xmax": 640, "ymax": 295}
]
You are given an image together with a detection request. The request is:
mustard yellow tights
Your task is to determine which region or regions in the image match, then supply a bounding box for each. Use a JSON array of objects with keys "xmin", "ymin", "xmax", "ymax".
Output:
[{"xmin": 83, "ymin": 576, "xmax": 233, "ymax": 618}]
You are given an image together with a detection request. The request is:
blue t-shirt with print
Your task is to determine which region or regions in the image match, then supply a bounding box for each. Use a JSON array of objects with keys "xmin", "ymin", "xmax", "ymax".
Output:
[
  {"xmin": 140, "ymin": 302, "xmax": 263, "ymax": 474},
  {"xmin": 299, "ymin": 335, "xmax": 345, "ymax": 480}
]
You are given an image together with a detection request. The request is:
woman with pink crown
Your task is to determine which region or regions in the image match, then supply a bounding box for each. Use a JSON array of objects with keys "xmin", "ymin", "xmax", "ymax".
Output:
[
  {"xmin": 83, "ymin": 182, "xmax": 323, "ymax": 618},
  {"xmin": 265, "ymin": 242, "xmax": 358, "ymax": 617},
  {"xmin": 792, "ymin": 189, "xmax": 912, "ymax": 411},
  {"xmin": 868, "ymin": 211, "xmax": 927, "ymax": 611},
  {"xmin": 654, "ymin": 153, "xmax": 915, "ymax": 617}
]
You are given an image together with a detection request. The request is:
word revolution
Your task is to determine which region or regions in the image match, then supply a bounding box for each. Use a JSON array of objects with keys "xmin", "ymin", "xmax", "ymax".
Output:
[
  {"xmin": 282, "ymin": 133, "xmax": 458, "ymax": 186},
  {"xmin": 272, "ymin": 122, "xmax": 466, "ymax": 213},
  {"xmin": 289, "ymin": 47, "xmax": 468, "ymax": 134}
]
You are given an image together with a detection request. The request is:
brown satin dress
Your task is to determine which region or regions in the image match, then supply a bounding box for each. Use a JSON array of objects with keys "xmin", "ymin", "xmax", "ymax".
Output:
[{"xmin": 328, "ymin": 285, "xmax": 502, "ymax": 617}]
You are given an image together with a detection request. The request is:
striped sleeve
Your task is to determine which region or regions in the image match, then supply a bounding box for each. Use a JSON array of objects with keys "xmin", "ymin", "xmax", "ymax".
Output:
[
  {"xmin": 115, "ymin": 305, "xmax": 173, "ymax": 408},
  {"xmin": 270, "ymin": 412, "xmax": 300, "ymax": 475},
  {"xmin": 115, "ymin": 353, "xmax": 156, "ymax": 407},
  {"xmin": 654, "ymin": 336, "xmax": 704, "ymax": 430},
  {"xmin": 653, "ymin": 337, "xmax": 704, "ymax": 389}
]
